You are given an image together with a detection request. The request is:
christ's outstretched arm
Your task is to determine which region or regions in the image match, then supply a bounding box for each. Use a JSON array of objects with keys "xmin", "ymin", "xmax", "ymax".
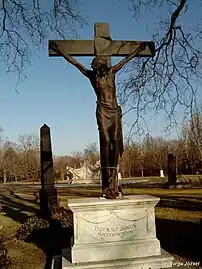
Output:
[
  {"xmin": 49, "ymin": 42, "xmax": 89, "ymax": 77},
  {"xmin": 111, "ymin": 42, "xmax": 147, "ymax": 73}
]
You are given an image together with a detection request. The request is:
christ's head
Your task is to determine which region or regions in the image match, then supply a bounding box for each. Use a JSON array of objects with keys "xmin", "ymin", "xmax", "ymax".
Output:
[{"xmin": 91, "ymin": 57, "xmax": 109, "ymax": 72}]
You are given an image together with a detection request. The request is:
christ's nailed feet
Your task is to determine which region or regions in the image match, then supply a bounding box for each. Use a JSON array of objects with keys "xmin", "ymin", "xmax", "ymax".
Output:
[{"xmin": 103, "ymin": 188, "xmax": 120, "ymax": 199}]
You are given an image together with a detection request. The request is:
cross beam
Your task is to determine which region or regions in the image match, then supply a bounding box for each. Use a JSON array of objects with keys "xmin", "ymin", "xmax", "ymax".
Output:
[{"xmin": 48, "ymin": 23, "xmax": 155, "ymax": 58}]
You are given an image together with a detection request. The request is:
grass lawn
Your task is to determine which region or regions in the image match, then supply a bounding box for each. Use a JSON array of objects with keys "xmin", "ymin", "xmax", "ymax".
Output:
[{"xmin": 0, "ymin": 186, "xmax": 202, "ymax": 268}]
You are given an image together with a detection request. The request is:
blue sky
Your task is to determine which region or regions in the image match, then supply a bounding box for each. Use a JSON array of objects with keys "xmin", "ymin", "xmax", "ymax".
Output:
[{"xmin": 0, "ymin": 0, "xmax": 201, "ymax": 155}]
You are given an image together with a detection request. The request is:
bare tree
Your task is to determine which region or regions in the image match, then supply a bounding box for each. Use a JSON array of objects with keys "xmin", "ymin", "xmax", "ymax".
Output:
[
  {"xmin": 118, "ymin": 0, "xmax": 202, "ymax": 136},
  {"xmin": 2, "ymin": 141, "xmax": 19, "ymax": 182},
  {"xmin": 149, "ymin": 137, "xmax": 169, "ymax": 173},
  {"xmin": 120, "ymin": 138, "xmax": 142, "ymax": 177},
  {"xmin": 141, "ymin": 135, "xmax": 157, "ymax": 176},
  {"xmin": 0, "ymin": 127, "xmax": 8, "ymax": 182},
  {"xmin": 180, "ymin": 108, "xmax": 202, "ymax": 172},
  {"xmin": 70, "ymin": 151, "xmax": 84, "ymax": 168},
  {"xmin": 54, "ymin": 155, "xmax": 77, "ymax": 181},
  {"xmin": 17, "ymin": 134, "xmax": 40, "ymax": 181},
  {"xmin": 190, "ymin": 110, "xmax": 202, "ymax": 160},
  {"xmin": 0, "ymin": 0, "xmax": 87, "ymax": 84},
  {"xmin": 18, "ymin": 134, "xmax": 39, "ymax": 152},
  {"xmin": 83, "ymin": 142, "xmax": 99, "ymax": 165}
]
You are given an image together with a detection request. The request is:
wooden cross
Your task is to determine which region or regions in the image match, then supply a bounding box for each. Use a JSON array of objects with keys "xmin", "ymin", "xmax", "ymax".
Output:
[{"xmin": 49, "ymin": 23, "xmax": 155, "ymax": 66}]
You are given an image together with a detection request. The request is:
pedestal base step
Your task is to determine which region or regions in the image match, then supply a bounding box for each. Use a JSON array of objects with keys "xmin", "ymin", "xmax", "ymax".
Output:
[{"xmin": 52, "ymin": 249, "xmax": 173, "ymax": 269}]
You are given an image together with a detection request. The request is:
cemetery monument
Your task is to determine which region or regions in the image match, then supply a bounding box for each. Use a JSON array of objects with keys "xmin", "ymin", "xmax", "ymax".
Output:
[
  {"xmin": 66, "ymin": 160, "xmax": 101, "ymax": 184},
  {"xmin": 49, "ymin": 23, "xmax": 173, "ymax": 269},
  {"xmin": 40, "ymin": 124, "xmax": 57, "ymax": 217}
]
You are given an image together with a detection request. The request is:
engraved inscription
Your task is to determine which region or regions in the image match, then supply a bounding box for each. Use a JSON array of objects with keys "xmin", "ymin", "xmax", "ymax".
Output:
[
  {"xmin": 76, "ymin": 209, "xmax": 150, "ymax": 243},
  {"xmin": 94, "ymin": 223, "xmax": 136, "ymax": 237}
]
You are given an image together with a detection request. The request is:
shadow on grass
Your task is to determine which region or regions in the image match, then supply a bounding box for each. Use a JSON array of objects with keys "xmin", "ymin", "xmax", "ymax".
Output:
[
  {"xmin": 121, "ymin": 182, "xmax": 202, "ymax": 189},
  {"xmin": 23, "ymin": 217, "xmax": 202, "ymax": 269},
  {"xmin": 9, "ymin": 190, "xmax": 39, "ymax": 205},
  {"xmin": 157, "ymin": 196, "xmax": 202, "ymax": 211},
  {"xmin": 0, "ymin": 191, "xmax": 39, "ymax": 223},
  {"xmin": 156, "ymin": 218, "xmax": 202, "ymax": 263},
  {"xmin": 1, "ymin": 205, "xmax": 29, "ymax": 223},
  {"xmin": 159, "ymin": 195, "xmax": 202, "ymax": 200},
  {"xmin": 0, "ymin": 187, "xmax": 101, "ymax": 224},
  {"xmin": 26, "ymin": 220, "xmax": 73, "ymax": 269}
]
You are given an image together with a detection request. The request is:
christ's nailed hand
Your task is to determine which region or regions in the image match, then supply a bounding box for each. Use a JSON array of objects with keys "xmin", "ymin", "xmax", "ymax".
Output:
[
  {"xmin": 140, "ymin": 42, "xmax": 147, "ymax": 51},
  {"xmin": 49, "ymin": 41, "xmax": 60, "ymax": 53}
]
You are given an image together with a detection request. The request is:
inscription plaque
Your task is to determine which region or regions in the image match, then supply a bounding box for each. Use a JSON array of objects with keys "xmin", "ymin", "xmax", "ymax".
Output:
[
  {"xmin": 74, "ymin": 209, "xmax": 152, "ymax": 243},
  {"xmin": 95, "ymin": 223, "xmax": 137, "ymax": 237}
]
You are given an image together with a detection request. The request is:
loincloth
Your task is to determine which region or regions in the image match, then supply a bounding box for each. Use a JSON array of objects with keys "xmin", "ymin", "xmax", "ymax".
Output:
[{"xmin": 96, "ymin": 102, "xmax": 124, "ymax": 157}]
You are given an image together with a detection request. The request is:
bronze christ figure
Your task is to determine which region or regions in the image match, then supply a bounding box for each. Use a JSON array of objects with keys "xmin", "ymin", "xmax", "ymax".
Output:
[{"xmin": 50, "ymin": 42, "xmax": 147, "ymax": 198}]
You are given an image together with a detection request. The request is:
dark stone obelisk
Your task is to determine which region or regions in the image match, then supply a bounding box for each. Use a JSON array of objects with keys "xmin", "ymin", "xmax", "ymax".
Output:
[
  {"xmin": 39, "ymin": 124, "xmax": 57, "ymax": 217},
  {"xmin": 167, "ymin": 153, "xmax": 177, "ymax": 186}
]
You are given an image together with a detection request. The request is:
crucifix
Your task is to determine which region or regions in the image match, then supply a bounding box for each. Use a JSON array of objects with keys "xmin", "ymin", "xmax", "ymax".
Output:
[{"xmin": 49, "ymin": 23, "xmax": 155, "ymax": 199}]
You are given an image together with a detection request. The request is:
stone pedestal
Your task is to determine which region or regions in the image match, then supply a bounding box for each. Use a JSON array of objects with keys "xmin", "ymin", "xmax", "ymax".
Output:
[{"xmin": 52, "ymin": 195, "xmax": 173, "ymax": 269}]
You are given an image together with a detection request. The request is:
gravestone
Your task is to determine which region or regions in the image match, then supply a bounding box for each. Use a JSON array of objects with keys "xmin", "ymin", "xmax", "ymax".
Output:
[
  {"xmin": 39, "ymin": 124, "xmax": 57, "ymax": 217},
  {"xmin": 167, "ymin": 153, "xmax": 177, "ymax": 186},
  {"xmin": 160, "ymin": 169, "xmax": 164, "ymax": 177}
]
